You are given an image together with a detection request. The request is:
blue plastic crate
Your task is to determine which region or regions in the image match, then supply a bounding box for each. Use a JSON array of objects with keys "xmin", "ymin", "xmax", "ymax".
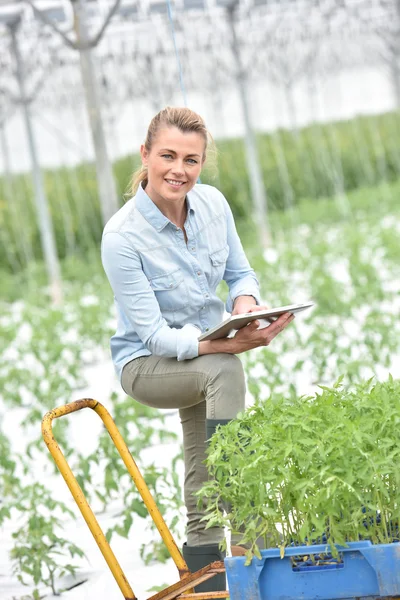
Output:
[{"xmin": 224, "ymin": 540, "xmax": 400, "ymax": 599}]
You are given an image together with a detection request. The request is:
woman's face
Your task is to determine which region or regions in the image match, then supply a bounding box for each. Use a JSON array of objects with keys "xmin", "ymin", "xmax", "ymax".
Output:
[{"xmin": 140, "ymin": 126, "xmax": 205, "ymax": 208}]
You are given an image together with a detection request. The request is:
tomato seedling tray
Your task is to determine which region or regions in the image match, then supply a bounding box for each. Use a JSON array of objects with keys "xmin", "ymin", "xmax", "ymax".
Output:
[{"xmin": 225, "ymin": 540, "xmax": 400, "ymax": 599}]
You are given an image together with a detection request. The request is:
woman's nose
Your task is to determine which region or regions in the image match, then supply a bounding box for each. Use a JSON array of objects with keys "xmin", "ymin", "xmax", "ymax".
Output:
[{"xmin": 171, "ymin": 160, "xmax": 184, "ymax": 174}]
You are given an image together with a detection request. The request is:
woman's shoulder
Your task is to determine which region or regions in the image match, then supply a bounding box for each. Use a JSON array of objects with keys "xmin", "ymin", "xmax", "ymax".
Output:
[{"xmin": 102, "ymin": 197, "xmax": 142, "ymax": 238}]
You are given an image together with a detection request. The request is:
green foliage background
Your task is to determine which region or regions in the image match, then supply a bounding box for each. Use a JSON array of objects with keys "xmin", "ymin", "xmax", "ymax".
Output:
[{"xmin": 1, "ymin": 110, "xmax": 400, "ymax": 272}]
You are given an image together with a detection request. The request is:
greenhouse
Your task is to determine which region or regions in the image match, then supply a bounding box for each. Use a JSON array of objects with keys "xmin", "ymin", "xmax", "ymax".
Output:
[{"xmin": 0, "ymin": 0, "xmax": 399, "ymax": 597}]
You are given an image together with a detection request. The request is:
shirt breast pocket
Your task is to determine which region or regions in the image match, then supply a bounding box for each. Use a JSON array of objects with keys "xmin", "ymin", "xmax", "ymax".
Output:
[
  {"xmin": 149, "ymin": 269, "xmax": 189, "ymax": 313},
  {"xmin": 209, "ymin": 245, "xmax": 229, "ymax": 289}
]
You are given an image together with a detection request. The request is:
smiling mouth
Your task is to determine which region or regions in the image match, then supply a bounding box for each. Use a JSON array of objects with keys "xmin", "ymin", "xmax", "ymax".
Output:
[{"xmin": 165, "ymin": 179, "xmax": 185, "ymax": 187}]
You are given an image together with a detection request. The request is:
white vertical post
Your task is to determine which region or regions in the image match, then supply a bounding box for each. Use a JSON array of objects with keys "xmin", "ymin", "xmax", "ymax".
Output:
[
  {"xmin": 0, "ymin": 122, "xmax": 20, "ymax": 271},
  {"xmin": 146, "ymin": 54, "xmax": 164, "ymax": 111},
  {"xmin": 0, "ymin": 122, "xmax": 13, "ymax": 196},
  {"xmin": 73, "ymin": 0, "xmax": 119, "ymax": 225},
  {"xmin": 0, "ymin": 121, "xmax": 34, "ymax": 267},
  {"xmin": 227, "ymin": 3, "xmax": 270, "ymax": 248},
  {"xmin": 10, "ymin": 20, "xmax": 63, "ymax": 304}
]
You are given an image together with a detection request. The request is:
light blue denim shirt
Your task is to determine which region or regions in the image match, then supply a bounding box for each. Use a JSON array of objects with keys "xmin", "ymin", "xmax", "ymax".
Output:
[{"xmin": 101, "ymin": 183, "xmax": 261, "ymax": 380}]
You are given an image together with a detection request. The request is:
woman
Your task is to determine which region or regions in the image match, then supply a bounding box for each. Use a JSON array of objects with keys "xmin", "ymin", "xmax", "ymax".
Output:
[{"xmin": 101, "ymin": 107, "xmax": 294, "ymax": 593}]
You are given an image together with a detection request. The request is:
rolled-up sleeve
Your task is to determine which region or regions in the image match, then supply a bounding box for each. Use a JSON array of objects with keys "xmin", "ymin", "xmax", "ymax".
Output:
[
  {"xmin": 222, "ymin": 199, "xmax": 261, "ymax": 313},
  {"xmin": 101, "ymin": 231, "xmax": 200, "ymax": 360}
]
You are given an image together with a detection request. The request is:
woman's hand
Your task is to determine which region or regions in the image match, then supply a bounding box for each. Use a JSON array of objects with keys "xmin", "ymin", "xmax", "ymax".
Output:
[
  {"xmin": 232, "ymin": 295, "xmax": 269, "ymax": 316},
  {"xmin": 228, "ymin": 312, "xmax": 295, "ymax": 354},
  {"xmin": 198, "ymin": 312, "xmax": 295, "ymax": 356}
]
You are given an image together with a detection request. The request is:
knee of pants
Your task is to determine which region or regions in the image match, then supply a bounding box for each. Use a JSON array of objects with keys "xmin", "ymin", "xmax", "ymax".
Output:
[{"xmin": 206, "ymin": 354, "xmax": 246, "ymax": 417}]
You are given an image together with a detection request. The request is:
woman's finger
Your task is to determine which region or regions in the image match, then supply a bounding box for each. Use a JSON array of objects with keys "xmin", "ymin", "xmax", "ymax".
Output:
[
  {"xmin": 267, "ymin": 312, "xmax": 292, "ymax": 329},
  {"xmin": 262, "ymin": 313, "xmax": 294, "ymax": 343},
  {"xmin": 249, "ymin": 319, "xmax": 260, "ymax": 328},
  {"xmin": 245, "ymin": 304, "xmax": 269, "ymax": 313}
]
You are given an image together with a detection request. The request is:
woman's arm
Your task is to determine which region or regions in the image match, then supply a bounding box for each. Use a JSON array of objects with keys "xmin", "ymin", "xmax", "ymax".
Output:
[{"xmin": 101, "ymin": 231, "xmax": 200, "ymax": 360}]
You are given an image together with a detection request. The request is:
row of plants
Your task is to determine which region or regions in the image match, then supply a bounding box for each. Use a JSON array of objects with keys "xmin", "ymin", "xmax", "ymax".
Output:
[{"xmin": 1, "ymin": 110, "xmax": 400, "ymax": 272}]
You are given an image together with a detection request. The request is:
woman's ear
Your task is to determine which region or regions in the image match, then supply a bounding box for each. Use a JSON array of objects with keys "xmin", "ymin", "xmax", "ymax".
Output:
[{"xmin": 140, "ymin": 144, "xmax": 148, "ymax": 166}]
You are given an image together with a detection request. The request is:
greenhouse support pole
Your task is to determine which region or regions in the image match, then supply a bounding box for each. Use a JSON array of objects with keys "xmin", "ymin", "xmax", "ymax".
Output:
[
  {"xmin": 392, "ymin": 0, "xmax": 400, "ymax": 107},
  {"xmin": 390, "ymin": 61, "xmax": 400, "ymax": 108},
  {"xmin": 1, "ymin": 122, "xmax": 24, "ymax": 264},
  {"xmin": 73, "ymin": 0, "xmax": 119, "ymax": 225},
  {"xmin": 0, "ymin": 123, "xmax": 20, "ymax": 271},
  {"xmin": 146, "ymin": 54, "xmax": 163, "ymax": 111},
  {"xmin": 10, "ymin": 20, "xmax": 63, "ymax": 305},
  {"xmin": 226, "ymin": 3, "xmax": 270, "ymax": 248},
  {"xmin": 0, "ymin": 122, "xmax": 14, "ymax": 200}
]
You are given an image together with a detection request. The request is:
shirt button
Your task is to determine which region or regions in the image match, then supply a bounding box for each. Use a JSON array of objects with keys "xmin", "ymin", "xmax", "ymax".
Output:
[
  {"xmin": 197, "ymin": 271, "xmax": 201, "ymax": 276},
  {"xmin": 202, "ymin": 305, "xmax": 205, "ymax": 309},
  {"xmin": 191, "ymin": 247, "xmax": 195, "ymax": 251},
  {"xmin": 205, "ymin": 294, "xmax": 209, "ymax": 298},
  {"xmin": 205, "ymin": 327, "xmax": 209, "ymax": 331}
]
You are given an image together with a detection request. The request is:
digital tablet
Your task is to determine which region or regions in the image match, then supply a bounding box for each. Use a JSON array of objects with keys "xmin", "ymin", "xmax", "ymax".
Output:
[{"xmin": 198, "ymin": 302, "xmax": 314, "ymax": 342}]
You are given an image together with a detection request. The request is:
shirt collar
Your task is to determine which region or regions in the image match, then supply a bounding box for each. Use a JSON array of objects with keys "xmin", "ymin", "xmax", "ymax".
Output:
[
  {"xmin": 135, "ymin": 183, "xmax": 195, "ymax": 232},
  {"xmin": 135, "ymin": 184, "xmax": 170, "ymax": 231}
]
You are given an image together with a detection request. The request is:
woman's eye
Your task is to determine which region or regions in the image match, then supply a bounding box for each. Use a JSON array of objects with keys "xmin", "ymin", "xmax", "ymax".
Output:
[
  {"xmin": 162, "ymin": 154, "xmax": 173, "ymax": 159},
  {"xmin": 187, "ymin": 159, "xmax": 198, "ymax": 164}
]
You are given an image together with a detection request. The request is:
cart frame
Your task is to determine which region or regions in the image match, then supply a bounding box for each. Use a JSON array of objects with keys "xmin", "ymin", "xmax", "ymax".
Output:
[{"xmin": 42, "ymin": 398, "xmax": 229, "ymax": 600}]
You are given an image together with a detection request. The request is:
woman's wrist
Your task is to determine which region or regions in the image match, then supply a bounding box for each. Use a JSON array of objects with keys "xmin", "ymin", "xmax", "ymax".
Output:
[
  {"xmin": 232, "ymin": 295, "xmax": 257, "ymax": 315},
  {"xmin": 198, "ymin": 337, "xmax": 236, "ymax": 356}
]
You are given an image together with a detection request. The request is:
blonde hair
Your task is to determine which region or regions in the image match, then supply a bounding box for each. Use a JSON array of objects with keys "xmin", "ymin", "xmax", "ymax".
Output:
[{"xmin": 129, "ymin": 106, "xmax": 213, "ymax": 196}]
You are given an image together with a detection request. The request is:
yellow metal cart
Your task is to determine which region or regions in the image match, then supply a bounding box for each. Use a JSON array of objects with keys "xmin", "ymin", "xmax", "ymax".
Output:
[{"xmin": 42, "ymin": 399, "xmax": 229, "ymax": 600}]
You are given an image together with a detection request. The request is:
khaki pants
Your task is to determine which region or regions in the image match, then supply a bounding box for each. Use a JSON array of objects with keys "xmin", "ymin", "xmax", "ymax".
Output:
[{"xmin": 121, "ymin": 353, "xmax": 246, "ymax": 546}]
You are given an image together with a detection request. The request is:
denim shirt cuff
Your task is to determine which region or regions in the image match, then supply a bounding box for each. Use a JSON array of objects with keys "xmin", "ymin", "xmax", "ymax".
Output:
[{"xmin": 177, "ymin": 324, "xmax": 201, "ymax": 361}]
